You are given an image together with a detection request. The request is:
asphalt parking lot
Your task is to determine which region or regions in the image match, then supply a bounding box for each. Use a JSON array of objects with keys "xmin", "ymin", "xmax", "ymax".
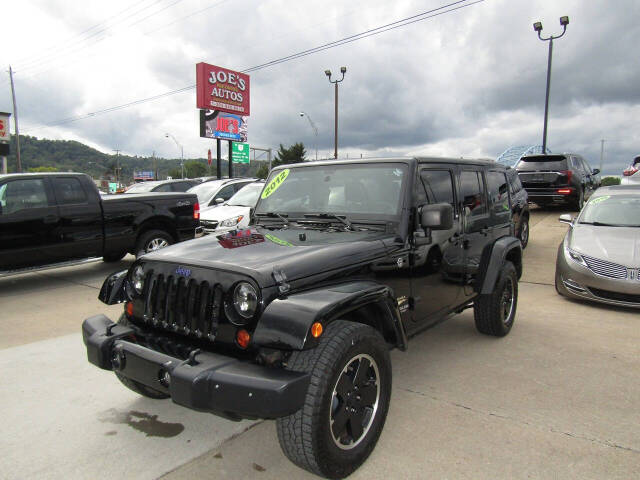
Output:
[{"xmin": 1, "ymin": 207, "xmax": 638, "ymax": 479}]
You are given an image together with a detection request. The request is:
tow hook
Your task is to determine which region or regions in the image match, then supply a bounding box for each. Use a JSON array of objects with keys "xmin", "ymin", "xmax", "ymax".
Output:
[{"xmin": 111, "ymin": 344, "xmax": 126, "ymax": 370}]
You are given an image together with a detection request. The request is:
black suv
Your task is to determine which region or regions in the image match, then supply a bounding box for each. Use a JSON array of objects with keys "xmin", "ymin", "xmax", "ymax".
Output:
[
  {"xmin": 82, "ymin": 158, "xmax": 522, "ymax": 479},
  {"xmin": 515, "ymin": 153, "xmax": 600, "ymax": 210}
]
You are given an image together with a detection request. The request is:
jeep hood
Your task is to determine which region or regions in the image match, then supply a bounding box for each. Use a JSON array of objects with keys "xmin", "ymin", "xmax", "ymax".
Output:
[{"xmin": 145, "ymin": 226, "xmax": 394, "ymax": 287}]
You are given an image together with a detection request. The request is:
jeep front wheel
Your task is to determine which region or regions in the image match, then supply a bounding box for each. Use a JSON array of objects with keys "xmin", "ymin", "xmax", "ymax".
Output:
[
  {"xmin": 276, "ymin": 320, "xmax": 391, "ymax": 479},
  {"xmin": 474, "ymin": 261, "xmax": 518, "ymax": 337}
]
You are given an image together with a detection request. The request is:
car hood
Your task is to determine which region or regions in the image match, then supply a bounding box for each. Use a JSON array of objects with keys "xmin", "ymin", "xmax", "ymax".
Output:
[
  {"xmin": 145, "ymin": 225, "xmax": 393, "ymax": 287},
  {"xmin": 200, "ymin": 204, "xmax": 250, "ymax": 221},
  {"xmin": 569, "ymin": 224, "xmax": 640, "ymax": 267}
]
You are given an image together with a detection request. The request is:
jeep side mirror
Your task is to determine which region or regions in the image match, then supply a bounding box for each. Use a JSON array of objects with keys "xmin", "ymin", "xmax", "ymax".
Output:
[
  {"xmin": 421, "ymin": 203, "xmax": 454, "ymax": 230},
  {"xmin": 558, "ymin": 214, "xmax": 573, "ymax": 224},
  {"xmin": 592, "ymin": 168, "xmax": 600, "ymax": 175}
]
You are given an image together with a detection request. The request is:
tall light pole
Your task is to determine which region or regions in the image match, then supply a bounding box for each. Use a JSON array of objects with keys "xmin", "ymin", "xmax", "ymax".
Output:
[
  {"xmin": 164, "ymin": 133, "xmax": 184, "ymax": 178},
  {"xmin": 325, "ymin": 67, "xmax": 347, "ymax": 159},
  {"xmin": 299, "ymin": 111, "xmax": 318, "ymax": 161},
  {"xmin": 533, "ymin": 16, "xmax": 569, "ymax": 154}
]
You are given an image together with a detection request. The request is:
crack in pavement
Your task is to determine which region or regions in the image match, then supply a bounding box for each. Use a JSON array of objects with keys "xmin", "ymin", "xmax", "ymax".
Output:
[{"xmin": 400, "ymin": 387, "xmax": 640, "ymax": 454}]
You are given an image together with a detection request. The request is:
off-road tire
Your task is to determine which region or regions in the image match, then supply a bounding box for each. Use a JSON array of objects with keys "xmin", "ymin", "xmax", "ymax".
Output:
[
  {"xmin": 474, "ymin": 261, "xmax": 518, "ymax": 337},
  {"xmin": 135, "ymin": 229, "xmax": 173, "ymax": 258},
  {"xmin": 102, "ymin": 251, "xmax": 127, "ymax": 263},
  {"xmin": 276, "ymin": 321, "xmax": 391, "ymax": 479},
  {"xmin": 114, "ymin": 315, "xmax": 169, "ymax": 399},
  {"xmin": 518, "ymin": 216, "xmax": 529, "ymax": 249}
]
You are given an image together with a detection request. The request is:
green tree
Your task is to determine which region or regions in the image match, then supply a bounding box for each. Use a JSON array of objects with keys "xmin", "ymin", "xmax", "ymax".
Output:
[
  {"xmin": 184, "ymin": 160, "xmax": 208, "ymax": 178},
  {"xmin": 273, "ymin": 143, "xmax": 306, "ymax": 168},
  {"xmin": 601, "ymin": 176, "xmax": 621, "ymax": 186},
  {"xmin": 28, "ymin": 165, "xmax": 58, "ymax": 172},
  {"xmin": 256, "ymin": 163, "xmax": 269, "ymax": 179}
]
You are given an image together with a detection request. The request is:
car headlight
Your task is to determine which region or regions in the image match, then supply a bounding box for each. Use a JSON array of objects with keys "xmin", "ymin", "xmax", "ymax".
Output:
[
  {"xmin": 130, "ymin": 265, "xmax": 145, "ymax": 294},
  {"xmin": 220, "ymin": 215, "xmax": 244, "ymax": 228},
  {"xmin": 565, "ymin": 245, "xmax": 587, "ymax": 267},
  {"xmin": 233, "ymin": 282, "xmax": 258, "ymax": 320}
]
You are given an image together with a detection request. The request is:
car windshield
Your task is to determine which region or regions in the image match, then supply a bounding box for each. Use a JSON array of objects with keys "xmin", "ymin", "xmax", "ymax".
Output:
[
  {"xmin": 516, "ymin": 155, "xmax": 568, "ymax": 171},
  {"xmin": 579, "ymin": 194, "xmax": 640, "ymax": 227},
  {"xmin": 255, "ymin": 163, "xmax": 407, "ymax": 220},
  {"xmin": 125, "ymin": 182, "xmax": 160, "ymax": 193},
  {"xmin": 188, "ymin": 180, "xmax": 225, "ymax": 204},
  {"xmin": 227, "ymin": 183, "xmax": 263, "ymax": 207}
]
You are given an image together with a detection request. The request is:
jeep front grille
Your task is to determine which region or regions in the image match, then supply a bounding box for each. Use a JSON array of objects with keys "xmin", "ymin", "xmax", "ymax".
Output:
[{"xmin": 142, "ymin": 272, "xmax": 225, "ymax": 340}]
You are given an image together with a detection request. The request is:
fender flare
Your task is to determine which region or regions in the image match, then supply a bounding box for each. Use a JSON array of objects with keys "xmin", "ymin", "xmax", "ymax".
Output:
[
  {"xmin": 252, "ymin": 281, "xmax": 408, "ymax": 351},
  {"xmin": 477, "ymin": 236, "xmax": 522, "ymax": 295}
]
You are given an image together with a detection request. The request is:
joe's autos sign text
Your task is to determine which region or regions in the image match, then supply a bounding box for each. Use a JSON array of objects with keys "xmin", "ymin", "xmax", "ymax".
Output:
[{"xmin": 196, "ymin": 63, "xmax": 250, "ymax": 116}]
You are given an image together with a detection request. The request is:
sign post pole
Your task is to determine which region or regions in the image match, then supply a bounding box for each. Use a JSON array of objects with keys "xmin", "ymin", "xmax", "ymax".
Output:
[
  {"xmin": 216, "ymin": 139, "xmax": 222, "ymax": 179},
  {"xmin": 228, "ymin": 140, "xmax": 233, "ymax": 179},
  {"xmin": 0, "ymin": 111, "xmax": 11, "ymax": 174}
]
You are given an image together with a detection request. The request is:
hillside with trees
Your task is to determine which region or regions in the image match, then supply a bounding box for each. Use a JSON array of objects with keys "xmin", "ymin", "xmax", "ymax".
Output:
[{"xmin": 2, "ymin": 135, "xmax": 269, "ymax": 182}]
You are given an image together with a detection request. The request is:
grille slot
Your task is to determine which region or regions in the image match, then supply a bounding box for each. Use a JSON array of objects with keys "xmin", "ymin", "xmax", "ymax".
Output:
[
  {"xmin": 582, "ymin": 255, "xmax": 628, "ymax": 279},
  {"xmin": 143, "ymin": 273, "xmax": 224, "ymax": 340},
  {"xmin": 589, "ymin": 287, "xmax": 640, "ymax": 304}
]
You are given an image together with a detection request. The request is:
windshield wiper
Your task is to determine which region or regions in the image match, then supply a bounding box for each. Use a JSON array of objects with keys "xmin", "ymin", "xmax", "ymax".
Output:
[
  {"xmin": 256, "ymin": 212, "xmax": 289, "ymax": 225},
  {"xmin": 579, "ymin": 221, "xmax": 622, "ymax": 227},
  {"xmin": 303, "ymin": 213, "xmax": 352, "ymax": 230}
]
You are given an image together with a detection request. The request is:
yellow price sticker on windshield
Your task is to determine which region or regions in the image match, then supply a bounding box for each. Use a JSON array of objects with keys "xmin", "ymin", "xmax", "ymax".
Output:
[
  {"xmin": 590, "ymin": 195, "xmax": 609, "ymax": 204},
  {"xmin": 261, "ymin": 169, "xmax": 290, "ymax": 199}
]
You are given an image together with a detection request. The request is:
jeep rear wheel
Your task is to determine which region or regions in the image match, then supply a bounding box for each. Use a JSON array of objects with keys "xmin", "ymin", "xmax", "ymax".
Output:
[
  {"xmin": 276, "ymin": 321, "xmax": 391, "ymax": 479},
  {"xmin": 474, "ymin": 261, "xmax": 518, "ymax": 337}
]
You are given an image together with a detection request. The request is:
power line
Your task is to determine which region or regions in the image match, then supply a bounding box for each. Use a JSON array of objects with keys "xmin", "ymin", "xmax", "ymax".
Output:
[{"xmin": 26, "ymin": 0, "xmax": 483, "ymax": 131}]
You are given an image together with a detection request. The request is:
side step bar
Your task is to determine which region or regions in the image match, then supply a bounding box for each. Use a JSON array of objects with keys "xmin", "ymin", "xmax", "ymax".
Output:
[{"xmin": 0, "ymin": 257, "xmax": 105, "ymax": 278}]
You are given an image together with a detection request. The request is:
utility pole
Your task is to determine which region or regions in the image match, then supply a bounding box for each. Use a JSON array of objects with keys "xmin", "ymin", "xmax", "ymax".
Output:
[
  {"xmin": 599, "ymin": 139, "xmax": 605, "ymax": 173},
  {"xmin": 152, "ymin": 151, "xmax": 158, "ymax": 180},
  {"xmin": 113, "ymin": 149, "xmax": 121, "ymax": 186},
  {"xmin": 8, "ymin": 66, "xmax": 21, "ymax": 172},
  {"xmin": 325, "ymin": 67, "xmax": 347, "ymax": 159}
]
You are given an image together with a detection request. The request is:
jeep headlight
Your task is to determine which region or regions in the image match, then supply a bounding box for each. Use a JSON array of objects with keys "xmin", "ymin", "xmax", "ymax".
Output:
[
  {"xmin": 130, "ymin": 265, "xmax": 145, "ymax": 294},
  {"xmin": 220, "ymin": 215, "xmax": 244, "ymax": 228},
  {"xmin": 233, "ymin": 282, "xmax": 258, "ymax": 319}
]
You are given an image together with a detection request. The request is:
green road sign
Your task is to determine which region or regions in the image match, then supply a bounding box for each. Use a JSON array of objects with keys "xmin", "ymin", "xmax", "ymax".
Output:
[{"xmin": 232, "ymin": 142, "xmax": 250, "ymax": 164}]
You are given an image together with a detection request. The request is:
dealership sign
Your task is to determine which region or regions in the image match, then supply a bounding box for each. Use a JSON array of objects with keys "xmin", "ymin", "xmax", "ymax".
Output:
[
  {"xmin": 196, "ymin": 63, "xmax": 250, "ymax": 115},
  {"xmin": 0, "ymin": 112, "xmax": 10, "ymax": 142},
  {"xmin": 200, "ymin": 109, "xmax": 248, "ymax": 142}
]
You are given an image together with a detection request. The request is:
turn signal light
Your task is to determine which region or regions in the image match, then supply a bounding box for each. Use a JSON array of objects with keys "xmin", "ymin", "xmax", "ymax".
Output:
[
  {"xmin": 311, "ymin": 322, "xmax": 323, "ymax": 338},
  {"xmin": 236, "ymin": 329, "xmax": 251, "ymax": 349},
  {"xmin": 557, "ymin": 188, "xmax": 572, "ymax": 195},
  {"xmin": 126, "ymin": 301, "xmax": 134, "ymax": 317}
]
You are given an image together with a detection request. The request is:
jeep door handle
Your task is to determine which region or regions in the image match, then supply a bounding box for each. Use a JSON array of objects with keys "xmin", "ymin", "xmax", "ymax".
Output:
[{"xmin": 43, "ymin": 215, "xmax": 59, "ymax": 224}]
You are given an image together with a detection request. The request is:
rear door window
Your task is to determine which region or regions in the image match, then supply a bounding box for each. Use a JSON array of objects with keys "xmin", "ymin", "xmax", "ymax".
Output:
[
  {"xmin": 154, "ymin": 183, "xmax": 173, "ymax": 192},
  {"xmin": 52, "ymin": 177, "xmax": 88, "ymax": 205},
  {"xmin": 486, "ymin": 171, "xmax": 510, "ymax": 221}
]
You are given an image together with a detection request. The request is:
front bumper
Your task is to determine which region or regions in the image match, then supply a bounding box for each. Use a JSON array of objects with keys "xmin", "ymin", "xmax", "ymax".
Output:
[
  {"xmin": 82, "ymin": 315, "xmax": 310, "ymax": 420},
  {"xmin": 555, "ymin": 245, "xmax": 640, "ymax": 309}
]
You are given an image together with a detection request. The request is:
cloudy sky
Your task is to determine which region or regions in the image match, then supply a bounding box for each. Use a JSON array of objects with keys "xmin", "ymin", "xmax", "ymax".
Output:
[{"xmin": 2, "ymin": 0, "xmax": 638, "ymax": 174}]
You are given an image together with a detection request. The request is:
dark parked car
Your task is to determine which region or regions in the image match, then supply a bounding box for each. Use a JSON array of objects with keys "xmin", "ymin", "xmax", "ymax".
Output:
[
  {"xmin": 0, "ymin": 173, "xmax": 200, "ymax": 274},
  {"xmin": 82, "ymin": 158, "xmax": 522, "ymax": 478},
  {"xmin": 506, "ymin": 167, "xmax": 530, "ymax": 248},
  {"xmin": 516, "ymin": 153, "xmax": 600, "ymax": 210},
  {"xmin": 124, "ymin": 179, "xmax": 200, "ymax": 193},
  {"xmin": 555, "ymin": 185, "xmax": 640, "ymax": 308}
]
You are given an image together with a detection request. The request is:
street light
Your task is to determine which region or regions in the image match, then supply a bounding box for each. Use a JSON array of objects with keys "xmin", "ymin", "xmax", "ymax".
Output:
[
  {"xmin": 533, "ymin": 15, "xmax": 569, "ymax": 153},
  {"xmin": 299, "ymin": 111, "xmax": 318, "ymax": 161},
  {"xmin": 325, "ymin": 66, "xmax": 347, "ymax": 159},
  {"xmin": 164, "ymin": 133, "xmax": 184, "ymax": 179}
]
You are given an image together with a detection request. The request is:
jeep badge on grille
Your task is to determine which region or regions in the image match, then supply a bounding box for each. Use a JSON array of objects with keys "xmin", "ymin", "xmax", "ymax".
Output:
[{"xmin": 175, "ymin": 266, "xmax": 192, "ymax": 277}]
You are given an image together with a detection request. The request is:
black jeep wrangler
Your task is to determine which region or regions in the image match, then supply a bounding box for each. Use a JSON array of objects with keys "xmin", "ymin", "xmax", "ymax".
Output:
[{"xmin": 82, "ymin": 158, "xmax": 522, "ymax": 479}]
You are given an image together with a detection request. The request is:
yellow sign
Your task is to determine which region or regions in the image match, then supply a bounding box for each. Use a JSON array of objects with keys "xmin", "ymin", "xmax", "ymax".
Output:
[
  {"xmin": 261, "ymin": 169, "xmax": 290, "ymax": 199},
  {"xmin": 265, "ymin": 233, "xmax": 293, "ymax": 247}
]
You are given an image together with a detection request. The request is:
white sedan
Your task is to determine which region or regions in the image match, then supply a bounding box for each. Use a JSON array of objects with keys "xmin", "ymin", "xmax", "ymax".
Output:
[{"xmin": 199, "ymin": 181, "xmax": 264, "ymax": 234}]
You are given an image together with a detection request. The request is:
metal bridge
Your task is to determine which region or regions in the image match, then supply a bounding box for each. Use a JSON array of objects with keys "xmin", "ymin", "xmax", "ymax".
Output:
[{"xmin": 496, "ymin": 145, "xmax": 550, "ymax": 167}]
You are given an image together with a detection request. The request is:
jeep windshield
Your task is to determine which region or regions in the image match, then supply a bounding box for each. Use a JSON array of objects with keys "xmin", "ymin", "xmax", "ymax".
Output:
[{"xmin": 255, "ymin": 163, "xmax": 408, "ymax": 223}]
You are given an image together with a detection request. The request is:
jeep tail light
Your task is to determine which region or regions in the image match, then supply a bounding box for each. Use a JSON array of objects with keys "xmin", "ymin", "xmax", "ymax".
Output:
[
  {"xmin": 560, "ymin": 170, "xmax": 573, "ymax": 183},
  {"xmin": 557, "ymin": 188, "xmax": 573, "ymax": 194},
  {"xmin": 126, "ymin": 301, "xmax": 134, "ymax": 317},
  {"xmin": 193, "ymin": 202, "xmax": 200, "ymax": 220}
]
